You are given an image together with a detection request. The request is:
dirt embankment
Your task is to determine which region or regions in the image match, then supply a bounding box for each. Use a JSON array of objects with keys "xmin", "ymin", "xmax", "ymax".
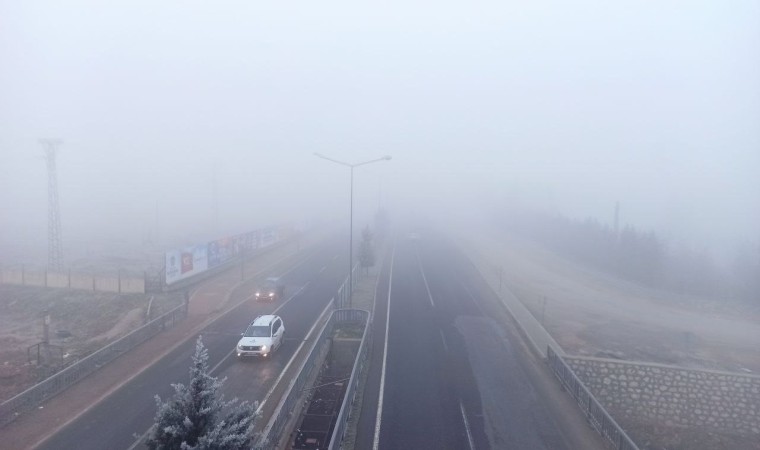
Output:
[
  {"xmin": 461, "ymin": 224, "xmax": 760, "ymax": 374},
  {"xmin": 0, "ymin": 286, "xmax": 180, "ymax": 402}
]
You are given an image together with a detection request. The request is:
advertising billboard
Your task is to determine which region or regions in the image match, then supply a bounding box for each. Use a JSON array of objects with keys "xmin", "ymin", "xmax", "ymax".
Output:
[
  {"xmin": 165, "ymin": 226, "xmax": 285, "ymax": 285},
  {"xmin": 165, "ymin": 245, "xmax": 209, "ymax": 285}
]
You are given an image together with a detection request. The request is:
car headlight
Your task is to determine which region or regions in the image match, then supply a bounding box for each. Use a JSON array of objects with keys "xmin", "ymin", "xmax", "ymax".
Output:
[
  {"xmin": 261, "ymin": 345, "xmax": 267, "ymax": 351},
  {"xmin": 269, "ymin": 292, "xmax": 274, "ymax": 297},
  {"xmin": 255, "ymin": 292, "xmax": 260, "ymax": 297}
]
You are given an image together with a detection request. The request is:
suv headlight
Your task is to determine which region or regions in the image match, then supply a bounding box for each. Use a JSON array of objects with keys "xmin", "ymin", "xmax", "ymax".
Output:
[{"xmin": 261, "ymin": 345, "xmax": 267, "ymax": 351}]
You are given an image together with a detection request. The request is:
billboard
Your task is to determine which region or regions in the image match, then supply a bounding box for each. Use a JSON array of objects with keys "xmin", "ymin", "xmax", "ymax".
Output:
[
  {"xmin": 165, "ymin": 225, "xmax": 286, "ymax": 285},
  {"xmin": 165, "ymin": 245, "xmax": 209, "ymax": 285}
]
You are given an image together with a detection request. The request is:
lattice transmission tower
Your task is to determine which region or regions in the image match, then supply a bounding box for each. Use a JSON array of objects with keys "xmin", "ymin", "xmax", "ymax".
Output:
[{"xmin": 40, "ymin": 139, "xmax": 63, "ymax": 271}]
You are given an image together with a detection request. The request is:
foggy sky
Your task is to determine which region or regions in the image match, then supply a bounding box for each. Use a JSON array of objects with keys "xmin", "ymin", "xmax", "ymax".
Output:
[{"xmin": 1, "ymin": 1, "xmax": 758, "ymax": 263}]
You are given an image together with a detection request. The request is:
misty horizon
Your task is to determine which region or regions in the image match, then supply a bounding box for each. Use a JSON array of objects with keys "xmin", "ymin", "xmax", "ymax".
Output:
[{"xmin": 2, "ymin": 1, "xmax": 758, "ymax": 267}]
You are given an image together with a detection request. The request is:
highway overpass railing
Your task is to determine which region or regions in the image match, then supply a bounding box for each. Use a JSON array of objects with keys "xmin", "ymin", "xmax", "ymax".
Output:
[
  {"xmin": 0, "ymin": 302, "xmax": 188, "ymax": 427},
  {"xmin": 547, "ymin": 346, "xmax": 639, "ymax": 450},
  {"xmin": 328, "ymin": 308, "xmax": 371, "ymax": 450},
  {"xmin": 255, "ymin": 264, "xmax": 367, "ymax": 449}
]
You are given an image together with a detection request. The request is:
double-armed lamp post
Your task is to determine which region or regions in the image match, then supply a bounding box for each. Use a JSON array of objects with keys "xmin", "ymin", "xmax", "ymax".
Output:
[{"xmin": 314, "ymin": 153, "xmax": 392, "ymax": 308}]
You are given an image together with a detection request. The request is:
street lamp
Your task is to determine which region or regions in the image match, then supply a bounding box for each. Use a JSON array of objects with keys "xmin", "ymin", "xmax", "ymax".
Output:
[{"xmin": 314, "ymin": 152, "xmax": 392, "ymax": 308}]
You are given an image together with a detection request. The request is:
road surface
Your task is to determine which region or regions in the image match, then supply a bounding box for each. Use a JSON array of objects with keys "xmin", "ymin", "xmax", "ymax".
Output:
[
  {"xmin": 35, "ymin": 239, "xmax": 348, "ymax": 450},
  {"xmin": 356, "ymin": 230, "xmax": 605, "ymax": 449}
]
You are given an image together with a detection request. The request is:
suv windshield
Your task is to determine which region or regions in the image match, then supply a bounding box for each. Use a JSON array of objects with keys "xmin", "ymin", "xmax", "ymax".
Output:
[{"xmin": 244, "ymin": 325, "xmax": 270, "ymax": 338}]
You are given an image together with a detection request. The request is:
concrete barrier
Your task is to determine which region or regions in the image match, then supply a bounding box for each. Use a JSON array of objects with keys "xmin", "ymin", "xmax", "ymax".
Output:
[
  {"xmin": 1, "ymin": 269, "xmax": 23, "ymax": 285},
  {"xmin": 24, "ymin": 270, "xmax": 46, "ymax": 287},
  {"xmin": 47, "ymin": 272, "xmax": 69, "ymax": 288},
  {"xmin": 1, "ymin": 267, "xmax": 145, "ymax": 294},
  {"xmin": 94, "ymin": 276, "xmax": 119, "ymax": 293},
  {"xmin": 455, "ymin": 237, "xmax": 564, "ymax": 358},
  {"xmin": 70, "ymin": 273, "xmax": 94, "ymax": 291},
  {"xmin": 120, "ymin": 277, "xmax": 145, "ymax": 294}
]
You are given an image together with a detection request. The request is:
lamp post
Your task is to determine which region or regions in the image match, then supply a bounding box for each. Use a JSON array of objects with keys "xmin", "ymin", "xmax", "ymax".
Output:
[{"xmin": 314, "ymin": 153, "xmax": 392, "ymax": 308}]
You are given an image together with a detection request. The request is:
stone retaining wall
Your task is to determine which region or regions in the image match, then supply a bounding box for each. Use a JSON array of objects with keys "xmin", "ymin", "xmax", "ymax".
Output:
[{"xmin": 566, "ymin": 356, "xmax": 760, "ymax": 436}]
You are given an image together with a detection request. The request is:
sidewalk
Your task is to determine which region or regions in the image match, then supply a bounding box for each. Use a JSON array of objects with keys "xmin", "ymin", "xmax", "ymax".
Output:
[{"xmin": 1, "ymin": 233, "xmax": 327, "ymax": 450}]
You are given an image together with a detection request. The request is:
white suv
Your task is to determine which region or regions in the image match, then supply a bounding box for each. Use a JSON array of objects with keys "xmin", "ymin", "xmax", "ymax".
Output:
[{"xmin": 236, "ymin": 315, "xmax": 284, "ymax": 358}]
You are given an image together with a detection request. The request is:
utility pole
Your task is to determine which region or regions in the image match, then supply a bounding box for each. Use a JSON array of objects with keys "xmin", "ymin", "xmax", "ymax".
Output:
[{"xmin": 41, "ymin": 139, "xmax": 63, "ymax": 271}]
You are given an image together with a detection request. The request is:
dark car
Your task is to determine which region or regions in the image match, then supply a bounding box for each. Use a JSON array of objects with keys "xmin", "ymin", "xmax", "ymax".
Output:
[{"xmin": 255, "ymin": 277, "xmax": 284, "ymax": 302}]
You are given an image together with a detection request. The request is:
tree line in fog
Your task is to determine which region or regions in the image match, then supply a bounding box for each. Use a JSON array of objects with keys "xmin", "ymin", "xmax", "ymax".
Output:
[{"xmin": 497, "ymin": 209, "xmax": 760, "ymax": 305}]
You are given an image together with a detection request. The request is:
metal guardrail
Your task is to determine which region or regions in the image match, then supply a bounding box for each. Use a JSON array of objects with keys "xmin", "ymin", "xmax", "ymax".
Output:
[
  {"xmin": 0, "ymin": 302, "xmax": 187, "ymax": 427},
  {"xmin": 547, "ymin": 346, "xmax": 639, "ymax": 450},
  {"xmin": 254, "ymin": 307, "xmax": 334, "ymax": 450},
  {"xmin": 328, "ymin": 309, "xmax": 370, "ymax": 450},
  {"xmin": 254, "ymin": 264, "xmax": 363, "ymax": 449}
]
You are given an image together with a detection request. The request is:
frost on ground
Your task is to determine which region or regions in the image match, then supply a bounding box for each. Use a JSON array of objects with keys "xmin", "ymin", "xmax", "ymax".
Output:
[
  {"xmin": 458, "ymin": 224, "xmax": 760, "ymax": 450},
  {"xmin": 464, "ymin": 226, "xmax": 760, "ymax": 374},
  {"xmin": 0, "ymin": 285, "xmax": 180, "ymax": 402}
]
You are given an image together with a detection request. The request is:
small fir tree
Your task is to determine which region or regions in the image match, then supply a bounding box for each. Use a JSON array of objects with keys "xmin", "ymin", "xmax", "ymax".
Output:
[
  {"xmin": 145, "ymin": 336, "xmax": 257, "ymax": 450},
  {"xmin": 359, "ymin": 226, "xmax": 375, "ymax": 273}
]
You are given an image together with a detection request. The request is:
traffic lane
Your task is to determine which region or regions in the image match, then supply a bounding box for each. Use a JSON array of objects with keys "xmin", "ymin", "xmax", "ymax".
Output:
[
  {"xmin": 379, "ymin": 240, "xmax": 470, "ymax": 450},
  {"xmin": 163, "ymin": 238, "xmax": 347, "ymax": 403},
  {"xmin": 414, "ymin": 238, "xmax": 490, "ymax": 450},
  {"xmin": 418, "ymin": 234, "xmax": 572, "ymax": 449},
  {"xmin": 36, "ymin": 241, "xmax": 346, "ymax": 450},
  {"xmin": 353, "ymin": 244, "xmax": 393, "ymax": 449},
  {"xmin": 216, "ymin": 254, "xmax": 350, "ymax": 403}
]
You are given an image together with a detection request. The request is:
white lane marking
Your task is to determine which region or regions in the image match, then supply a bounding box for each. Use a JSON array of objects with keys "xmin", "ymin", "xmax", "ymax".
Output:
[
  {"xmin": 126, "ymin": 280, "xmax": 313, "ymax": 450},
  {"xmin": 319, "ymin": 265, "xmax": 327, "ymax": 273},
  {"xmin": 460, "ymin": 400, "xmax": 476, "ymax": 450},
  {"xmin": 439, "ymin": 329, "xmax": 449, "ymax": 353},
  {"xmin": 332, "ymin": 254, "xmax": 339, "ymax": 261},
  {"xmin": 255, "ymin": 297, "xmax": 333, "ymax": 415},
  {"xmin": 415, "ymin": 248, "xmax": 435, "ymax": 308},
  {"xmin": 373, "ymin": 244, "xmax": 396, "ymax": 450},
  {"xmin": 126, "ymin": 343, "xmax": 242, "ymax": 450}
]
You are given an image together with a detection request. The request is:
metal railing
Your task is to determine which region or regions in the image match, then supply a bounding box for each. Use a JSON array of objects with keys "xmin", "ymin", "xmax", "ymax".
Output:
[
  {"xmin": 0, "ymin": 302, "xmax": 187, "ymax": 427},
  {"xmin": 328, "ymin": 309, "xmax": 370, "ymax": 450},
  {"xmin": 547, "ymin": 346, "xmax": 639, "ymax": 450},
  {"xmin": 254, "ymin": 264, "xmax": 364, "ymax": 449},
  {"xmin": 254, "ymin": 304, "xmax": 333, "ymax": 450}
]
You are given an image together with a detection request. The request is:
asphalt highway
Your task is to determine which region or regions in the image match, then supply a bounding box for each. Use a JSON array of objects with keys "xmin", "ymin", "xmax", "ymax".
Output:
[
  {"xmin": 357, "ymin": 231, "xmax": 602, "ymax": 450},
  {"xmin": 35, "ymin": 238, "xmax": 348, "ymax": 450}
]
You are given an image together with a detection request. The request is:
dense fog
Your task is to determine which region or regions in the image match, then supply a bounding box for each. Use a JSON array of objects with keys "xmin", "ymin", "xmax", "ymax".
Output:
[{"xmin": 1, "ymin": 1, "xmax": 758, "ymax": 272}]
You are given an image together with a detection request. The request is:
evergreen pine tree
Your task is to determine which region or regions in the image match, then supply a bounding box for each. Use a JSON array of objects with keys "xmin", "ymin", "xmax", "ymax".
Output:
[
  {"xmin": 359, "ymin": 226, "xmax": 375, "ymax": 274},
  {"xmin": 145, "ymin": 336, "xmax": 257, "ymax": 450}
]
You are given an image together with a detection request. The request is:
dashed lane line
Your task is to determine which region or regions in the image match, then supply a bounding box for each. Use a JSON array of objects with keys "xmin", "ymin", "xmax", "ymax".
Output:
[{"xmin": 459, "ymin": 400, "xmax": 476, "ymax": 450}]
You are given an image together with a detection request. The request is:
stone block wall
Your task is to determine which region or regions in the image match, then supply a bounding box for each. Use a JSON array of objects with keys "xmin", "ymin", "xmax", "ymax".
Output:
[{"xmin": 566, "ymin": 356, "xmax": 760, "ymax": 436}]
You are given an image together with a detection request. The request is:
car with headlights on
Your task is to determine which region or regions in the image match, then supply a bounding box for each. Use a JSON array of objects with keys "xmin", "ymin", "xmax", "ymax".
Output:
[
  {"xmin": 255, "ymin": 276, "xmax": 285, "ymax": 302},
  {"xmin": 236, "ymin": 315, "xmax": 284, "ymax": 358}
]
